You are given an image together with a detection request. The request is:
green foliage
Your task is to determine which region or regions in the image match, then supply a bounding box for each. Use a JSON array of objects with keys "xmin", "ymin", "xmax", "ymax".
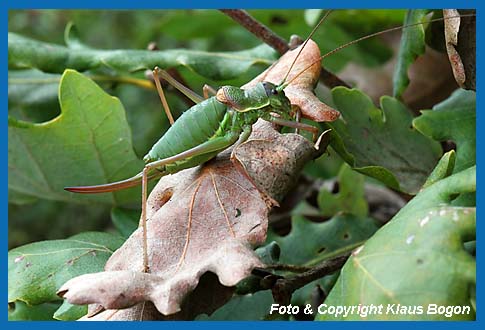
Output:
[
  {"xmin": 393, "ymin": 9, "xmax": 428, "ymax": 98},
  {"xmin": 8, "ymin": 232, "xmax": 124, "ymax": 320},
  {"xmin": 413, "ymin": 89, "xmax": 476, "ymax": 172},
  {"xmin": 8, "ymin": 10, "xmax": 475, "ymax": 321},
  {"xmin": 325, "ymin": 87, "xmax": 442, "ymax": 194},
  {"xmin": 422, "ymin": 150, "xmax": 455, "ymax": 189},
  {"xmin": 318, "ymin": 166, "xmax": 476, "ymax": 320},
  {"xmin": 8, "ymin": 300, "xmax": 61, "ymax": 321},
  {"xmin": 53, "ymin": 301, "xmax": 87, "ymax": 321},
  {"xmin": 269, "ymin": 214, "xmax": 379, "ymax": 267},
  {"xmin": 9, "ymin": 70, "xmax": 143, "ymax": 205},
  {"xmin": 8, "ymin": 199, "xmax": 109, "ymax": 249},
  {"xmin": 197, "ymin": 291, "xmax": 274, "ymax": 321},
  {"xmin": 8, "ymin": 70, "xmax": 61, "ymax": 124},
  {"xmin": 8, "ymin": 32, "xmax": 277, "ymax": 81},
  {"xmin": 111, "ymin": 207, "xmax": 139, "ymax": 238},
  {"xmin": 318, "ymin": 164, "xmax": 368, "ymax": 217}
]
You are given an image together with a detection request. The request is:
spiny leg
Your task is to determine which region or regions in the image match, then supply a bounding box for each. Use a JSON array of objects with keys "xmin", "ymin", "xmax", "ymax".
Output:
[
  {"xmin": 153, "ymin": 66, "xmax": 204, "ymax": 104},
  {"xmin": 203, "ymin": 84, "xmax": 217, "ymax": 99},
  {"xmin": 152, "ymin": 67, "xmax": 175, "ymax": 125},
  {"xmin": 268, "ymin": 116, "xmax": 319, "ymax": 142}
]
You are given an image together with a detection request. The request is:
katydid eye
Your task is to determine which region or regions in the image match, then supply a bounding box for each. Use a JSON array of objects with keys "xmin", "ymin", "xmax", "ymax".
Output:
[{"xmin": 272, "ymin": 89, "xmax": 278, "ymax": 95}]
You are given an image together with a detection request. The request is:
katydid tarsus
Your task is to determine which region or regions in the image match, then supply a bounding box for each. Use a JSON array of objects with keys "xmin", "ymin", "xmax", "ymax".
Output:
[{"xmin": 65, "ymin": 10, "xmax": 473, "ymax": 273}]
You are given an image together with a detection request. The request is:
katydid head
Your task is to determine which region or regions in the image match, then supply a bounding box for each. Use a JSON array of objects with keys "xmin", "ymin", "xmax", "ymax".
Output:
[
  {"xmin": 215, "ymin": 81, "xmax": 291, "ymax": 115},
  {"xmin": 261, "ymin": 81, "xmax": 291, "ymax": 111}
]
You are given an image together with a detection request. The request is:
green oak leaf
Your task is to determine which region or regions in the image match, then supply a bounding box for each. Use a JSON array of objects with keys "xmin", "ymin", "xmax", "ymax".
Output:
[
  {"xmin": 53, "ymin": 301, "xmax": 87, "ymax": 321},
  {"xmin": 8, "ymin": 32, "xmax": 277, "ymax": 81},
  {"xmin": 266, "ymin": 213, "xmax": 378, "ymax": 317},
  {"xmin": 413, "ymin": 89, "xmax": 476, "ymax": 173},
  {"xmin": 8, "ymin": 69, "xmax": 144, "ymax": 205},
  {"xmin": 8, "ymin": 232, "xmax": 124, "ymax": 304},
  {"xmin": 268, "ymin": 214, "xmax": 379, "ymax": 266},
  {"xmin": 8, "ymin": 232, "xmax": 124, "ymax": 320},
  {"xmin": 8, "ymin": 300, "xmax": 61, "ymax": 321},
  {"xmin": 318, "ymin": 163, "xmax": 368, "ymax": 217},
  {"xmin": 196, "ymin": 291, "xmax": 274, "ymax": 321},
  {"xmin": 111, "ymin": 207, "xmax": 140, "ymax": 238},
  {"xmin": 8, "ymin": 69, "xmax": 61, "ymax": 124},
  {"xmin": 318, "ymin": 166, "xmax": 476, "ymax": 320},
  {"xmin": 326, "ymin": 87, "xmax": 442, "ymax": 194},
  {"xmin": 393, "ymin": 9, "xmax": 428, "ymax": 98},
  {"xmin": 422, "ymin": 150, "xmax": 455, "ymax": 189}
]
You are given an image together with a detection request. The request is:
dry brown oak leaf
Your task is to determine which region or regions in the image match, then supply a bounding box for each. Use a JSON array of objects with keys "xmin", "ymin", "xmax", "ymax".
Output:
[
  {"xmin": 57, "ymin": 39, "xmax": 335, "ymax": 320},
  {"xmin": 443, "ymin": 9, "xmax": 476, "ymax": 91}
]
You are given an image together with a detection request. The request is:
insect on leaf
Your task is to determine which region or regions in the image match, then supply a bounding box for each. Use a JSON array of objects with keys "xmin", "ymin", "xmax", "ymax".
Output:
[
  {"xmin": 57, "ymin": 36, "xmax": 331, "ymax": 320},
  {"xmin": 58, "ymin": 155, "xmax": 270, "ymax": 318}
]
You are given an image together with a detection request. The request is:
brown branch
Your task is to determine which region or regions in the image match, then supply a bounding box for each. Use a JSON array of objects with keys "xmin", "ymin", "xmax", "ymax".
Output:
[
  {"xmin": 220, "ymin": 9, "xmax": 349, "ymax": 89},
  {"xmin": 265, "ymin": 263, "xmax": 312, "ymax": 273},
  {"xmin": 271, "ymin": 254, "xmax": 350, "ymax": 305},
  {"xmin": 220, "ymin": 9, "xmax": 289, "ymax": 55},
  {"xmin": 320, "ymin": 69, "xmax": 350, "ymax": 89}
]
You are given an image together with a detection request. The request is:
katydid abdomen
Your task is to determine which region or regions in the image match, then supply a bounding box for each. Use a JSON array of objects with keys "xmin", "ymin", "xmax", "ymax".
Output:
[{"xmin": 144, "ymin": 97, "xmax": 229, "ymax": 163}]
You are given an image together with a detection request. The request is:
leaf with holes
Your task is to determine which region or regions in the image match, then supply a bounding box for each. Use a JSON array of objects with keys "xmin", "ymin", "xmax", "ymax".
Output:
[
  {"xmin": 265, "ymin": 213, "xmax": 378, "ymax": 316},
  {"xmin": 8, "ymin": 232, "xmax": 124, "ymax": 320},
  {"xmin": 268, "ymin": 214, "xmax": 378, "ymax": 267},
  {"xmin": 318, "ymin": 166, "xmax": 476, "ymax": 320},
  {"xmin": 8, "ymin": 69, "xmax": 143, "ymax": 205},
  {"xmin": 325, "ymin": 87, "xmax": 442, "ymax": 194},
  {"xmin": 318, "ymin": 163, "xmax": 368, "ymax": 217}
]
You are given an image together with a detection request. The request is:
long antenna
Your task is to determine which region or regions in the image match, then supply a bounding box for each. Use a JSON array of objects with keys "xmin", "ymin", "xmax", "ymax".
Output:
[
  {"xmin": 284, "ymin": 13, "xmax": 475, "ymax": 87},
  {"xmin": 277, "ymin": 9, "xmax": 333, "ymax": 89}
]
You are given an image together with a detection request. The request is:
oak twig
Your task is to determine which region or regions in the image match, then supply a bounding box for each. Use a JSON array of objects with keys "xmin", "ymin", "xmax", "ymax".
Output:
[
  {"xmin": 271, "ymin": 254, "xmax": 350, "ymax": 305},
  {"xmin": 220, "ymin": 9, "xmax": 289, "ymax": 55}
]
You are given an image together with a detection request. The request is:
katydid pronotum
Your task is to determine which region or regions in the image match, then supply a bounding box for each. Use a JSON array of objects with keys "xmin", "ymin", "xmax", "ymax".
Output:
[{"xmin": 65, "ymin": 10, "xmax": 473, "ymax": 274}]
